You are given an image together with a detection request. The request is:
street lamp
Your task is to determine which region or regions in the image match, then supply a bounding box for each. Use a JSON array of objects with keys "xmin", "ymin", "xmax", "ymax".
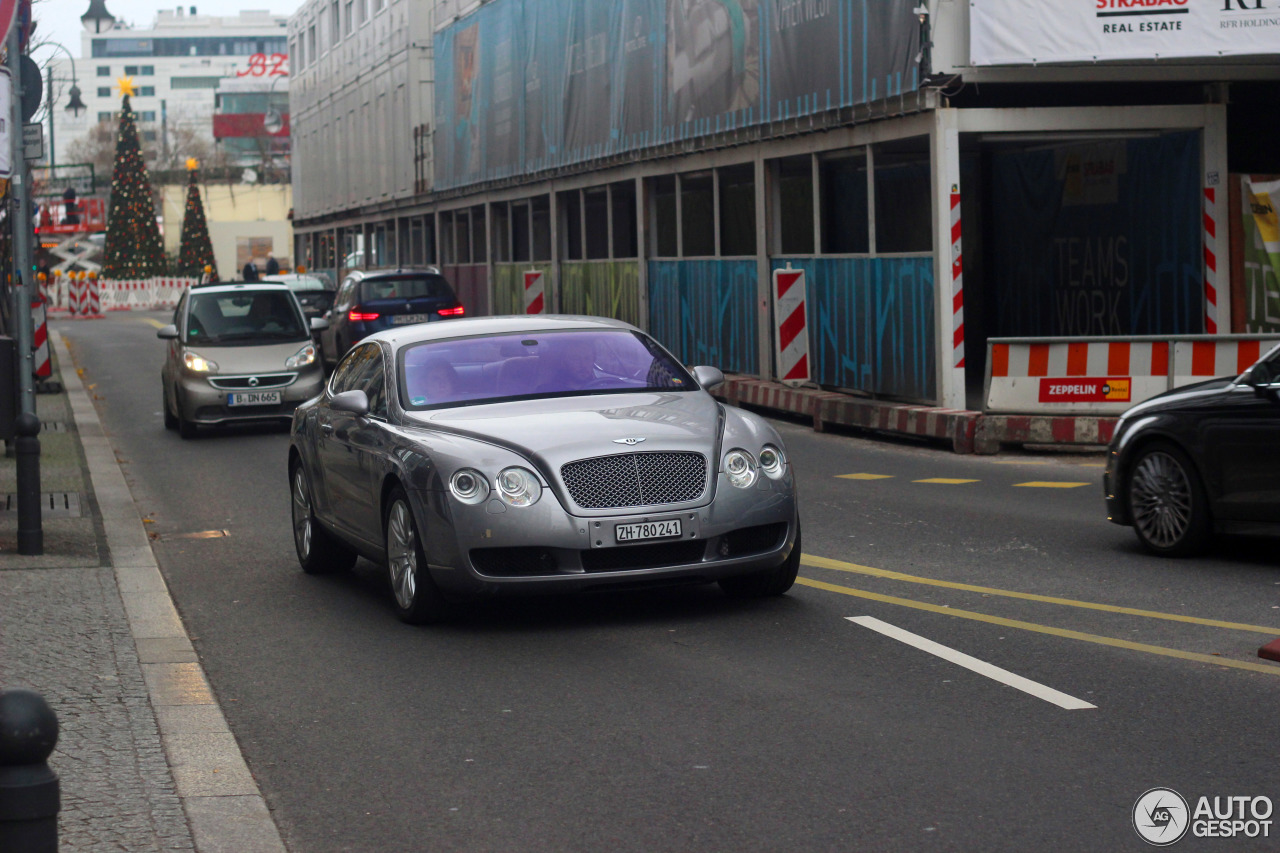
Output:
[
  {"xmin": 42, "ymin": 42, "xmax": 87, "ymax": 173},
  {"xmin": 81, "ymin": 0, "xmax": 117, "ymax": 34}
]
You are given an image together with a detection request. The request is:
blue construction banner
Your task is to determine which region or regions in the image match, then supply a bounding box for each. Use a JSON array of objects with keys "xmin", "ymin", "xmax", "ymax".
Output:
[
  {"xmin": 989, "ymin": 131, "xmax": 1203, "ymax": 337},
  {"xmin": 435, "ymin": 0, "xmax": 922, "ymax": 190}
]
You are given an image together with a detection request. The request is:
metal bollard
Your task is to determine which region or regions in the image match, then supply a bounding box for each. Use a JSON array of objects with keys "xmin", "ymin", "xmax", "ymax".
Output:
[
  {"xmin": 0, "ymin": 689, "xmax": 61, "ymax": 852},
  {"xmin": 14, "ymin": 413, "xmax": 42, "ymax": 556}
]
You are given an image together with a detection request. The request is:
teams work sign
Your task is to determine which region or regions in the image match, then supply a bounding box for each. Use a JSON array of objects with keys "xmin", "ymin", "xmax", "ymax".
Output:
[{"xmin": 971, "ymin": 0, "xmax": 1280, "ymax": 65}]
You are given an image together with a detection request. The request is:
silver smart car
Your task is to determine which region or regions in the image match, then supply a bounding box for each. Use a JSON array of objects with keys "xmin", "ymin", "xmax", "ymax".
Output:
[
  {"xmin": 159, "ymin": 283, "xmax": 328, "ymax": 438},
  {"xmin": 288, "ymin": 315, "xmax": 800, "ymax": 624}
]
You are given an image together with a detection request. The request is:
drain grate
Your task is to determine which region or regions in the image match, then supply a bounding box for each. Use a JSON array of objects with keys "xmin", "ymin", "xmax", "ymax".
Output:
[
  {"xmin": 40, "ymin": 421, "xmax": 68, "ymax": 433},
  {"xmin": 0, "ymin": 493, "xmax": 84, "ymax": 518}
]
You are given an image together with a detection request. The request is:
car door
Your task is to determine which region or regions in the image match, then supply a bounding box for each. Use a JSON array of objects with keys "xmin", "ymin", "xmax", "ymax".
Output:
[
  {"xmin": 323, "ymin": 276, "xmax": 358, "ymax": 363},
  {"xmin": 315, "ymin": 343, "xmax": 387, "ymax": 543},
  {"xmin": 1203, "ymin": 356, "xmax": 1280, "ymax": 522},
  {"xmin": 313, "ymin": 345, "xmax": 373, "ymax": 532}
]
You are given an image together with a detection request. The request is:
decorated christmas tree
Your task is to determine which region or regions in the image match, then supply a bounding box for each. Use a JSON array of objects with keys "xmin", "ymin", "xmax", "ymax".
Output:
[
  {"xmin": 177, "ymin": 160, "xmax": 217, "ymax": 280},
  {"xmin": 102, "ymin": 79, "xmax": 167, "ymax": 279}
]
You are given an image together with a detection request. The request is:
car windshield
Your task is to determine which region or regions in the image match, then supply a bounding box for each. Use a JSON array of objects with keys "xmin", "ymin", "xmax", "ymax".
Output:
[
  {"xmin": 399, "ymin": 330, "xmax": 696, "ymax": 409},
  {"xmin": 185, "ymin": 290, "xmax": 309, "ymax": 345},
  {"xmin": 360, "ymin": 275, "xmax": 452, "ymax": 302}
]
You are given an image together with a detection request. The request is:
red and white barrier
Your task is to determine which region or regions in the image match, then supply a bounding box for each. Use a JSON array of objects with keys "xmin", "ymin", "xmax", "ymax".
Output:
[
  {"xmin": 986, "ymin": 336, "xmax": 1280, "ymax": 415},
  {"xmin": 99, "ymin": 277, "xmax": 197, "ymax": 311},
  {"xmin": 1204, "ymin": 187, "xmax": 1218, "ymax": 334},
  {"xmin": 772, "ymin": 267, "xmax": 810, "ymax": 385},
  {"xmin": 523, "ymin": 270, "xmax": 545, "ymax": 314},
  {"xmin": 32, "ymin": 298, "xmax": 51, "ymax": 379},
  {"xmin": 950, "ymin": 190, "xmax": 965, "ymax": 369}
]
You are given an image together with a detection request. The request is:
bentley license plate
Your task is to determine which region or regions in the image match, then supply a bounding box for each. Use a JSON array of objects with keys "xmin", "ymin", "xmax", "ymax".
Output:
[
  {"xmin": 392, "ymin": 314, "xmax": 431, "ymax": 325},
  {"xmin": 615, "ymin": 519, "xmax": 682, "ymax": 544},
  {"xmin": 227, "ymin": 390, "xmax": 281, "ymax": 406}
]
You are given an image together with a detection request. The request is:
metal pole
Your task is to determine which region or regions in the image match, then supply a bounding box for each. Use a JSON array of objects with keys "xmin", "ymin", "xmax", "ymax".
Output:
[
  {"xmin": 9, "ymin": 25, "xmax": 43, "ymax": 554},
  {"xmin": 46, "ymin": 65, "xmax": 54, "ymax": 172}
]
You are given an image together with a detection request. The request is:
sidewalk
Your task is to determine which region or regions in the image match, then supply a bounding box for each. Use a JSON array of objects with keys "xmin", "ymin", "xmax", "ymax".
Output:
[
  {"xmin": 716, "ymin": 374, "xmax": 1117, "ymax": 453},
  {"xmin": 0, "ymin": 330, "xmax": 286, "ymax": 852}
]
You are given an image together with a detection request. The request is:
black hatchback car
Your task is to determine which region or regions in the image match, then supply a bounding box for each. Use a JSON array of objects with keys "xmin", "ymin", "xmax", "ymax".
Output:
[
  {"xmin": 1105, "ymin": 343, "xmax": 1280, "ymax": 556},
  {"xmin": 319, "ymin": 268, "xmax": 464, "ymax": 367}
]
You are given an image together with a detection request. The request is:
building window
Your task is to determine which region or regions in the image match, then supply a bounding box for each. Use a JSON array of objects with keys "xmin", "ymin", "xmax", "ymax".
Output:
[
  {"xmin": 97, "ymin": 66, "xmax": 110, "ymax": 76},
  {"xmin": 139, "ymin": 111, "xmax": 157, "ymax": 122},
  {"xmin": 344, "ymin": 0, "xmax": 353, "ymax": 36},
  {"xmin": 650, "ymin": 176, "xmax": 677, "ymax": 257},
  {"xmin": 611, "ymin": 182, "xmax": 638, "ymax": 259},
  {"xmin": 719, "ymin": 165, "xmax": 756, "ymax": 257},
  {"xmin": 531, "ymin": 196, "xmax": 551, "ymax": 261},
  {"xmin": 873, "ymin": 137, "xmax": 932, "ymax": 254},
  {"xmin": 820, "ymin": 150, "xmax": 870, "ymax": 255},
  {"xmin": 680, "ymin": 172, "xmax": 715, "ymax": 257},
  {"xmin": 775, "ymin": 156, "xmax": 814, "ymax": 255},
  {"xmin": 584, "ymin": 189, "xmax": 609, "ymax": 260},
  {"xmin": 98, "ymin": 112, "xmax": 113, "ymax": 122},
  {"xmin": 559, "ymin": 191, "xmax": 582, "ymax": 261},
  {"xmin": 331, "ymin": 0, "xmax": 340, "ymax": 46},
  {"xmin": 139, "ymin": 86, "xmax": 155, "ymax": 97},
  {"xmin": 141, "ymin": 65, "xmax": 154, "ymax": 76},
  {"xmin": 124, "ymin": 65, "xmax": 138, "ymax": 75},
  {"xmin": 171, "ymin": 76, "xmax": 221, "ymax": 89},
  {"xmin": 143, "ymin": 130, "xmax": 157, "ymax": 142},
  {"xmin": 97, "ymin": 87, "xmax": 111, "ymax": 97}
]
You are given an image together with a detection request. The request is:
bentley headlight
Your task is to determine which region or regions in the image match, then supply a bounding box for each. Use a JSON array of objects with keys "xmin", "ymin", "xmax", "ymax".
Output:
[
  {"xmin": 724, "ymin": 449, "xmax": 757, "ymax": 489},
  {"xmin": 285, "ymin": 343, "xmax": 317, "ymax": 369},
  {"xmin": 759, "ymin": 445, "xmax": 785, "ymax": 480},
  {"xmin": 449, "ymin": 468, "xmax": 489, "ymax": 505},
  {"xmin": 496, "ymin": 467, "xmax": 542, "ymax": 507},
  {"xmin": 183, "ymin": 351, "xmax": 218, "ymax": 373}
]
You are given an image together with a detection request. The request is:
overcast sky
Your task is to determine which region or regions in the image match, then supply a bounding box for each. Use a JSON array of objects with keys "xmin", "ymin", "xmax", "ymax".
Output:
[{"xmin": 28, "ymin": 0, "xmax": 306, "ymax": 66}]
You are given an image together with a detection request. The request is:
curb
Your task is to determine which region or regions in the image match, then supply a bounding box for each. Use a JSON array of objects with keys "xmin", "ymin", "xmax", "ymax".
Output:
[
  {"xmin": 54, "ymin": 331, "xmax": 288, "ymax": 853},
  {"xmin": 717, "ymin": 375, "xmax": 1117, "ymax": 454},
  {"xmin": 1259, "ymin": 639, "xmax": 1280, "ymax": 663}
]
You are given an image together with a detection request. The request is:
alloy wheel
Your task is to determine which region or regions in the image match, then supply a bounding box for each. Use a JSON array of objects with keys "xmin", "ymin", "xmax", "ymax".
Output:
[
  {"xmin": 387, "ymin": 501, "xmax": 418, "ymax": 610},
  {"xmin": 1130, "ymin": 451, "xmax": 1193, "ymax": 550},
  {"xmin": 291, "ymin": 466, "xmax": 312, "ymax": 560}
]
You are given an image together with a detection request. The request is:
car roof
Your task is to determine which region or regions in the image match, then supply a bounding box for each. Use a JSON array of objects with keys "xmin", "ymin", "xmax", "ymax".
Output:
[
  {"xmin": 347, "ymin": 267, "xmax": 444, "ymax": 280},
  {"xmin": 364, "ymin": 314, "xmax": 638, "ymax": 348},
  {"xmin": 188, "ymin": 282, "xmax": 292, "ymax": 295}
]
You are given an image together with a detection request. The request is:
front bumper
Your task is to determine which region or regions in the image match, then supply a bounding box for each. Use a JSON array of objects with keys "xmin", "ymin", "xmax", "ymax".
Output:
[
  {"xmin": 178, "ymin": 367, "xmax": 325, "ymax": 425},
  {"xmin": 418, "ymin": 473, "xmax": 798, "ymax": 596}
]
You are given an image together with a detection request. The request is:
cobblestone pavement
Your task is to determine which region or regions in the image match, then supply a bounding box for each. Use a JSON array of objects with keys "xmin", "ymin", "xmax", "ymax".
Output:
[{"xmin": 1, "ymin": 349, "xmax": 197, "ymax": 851}]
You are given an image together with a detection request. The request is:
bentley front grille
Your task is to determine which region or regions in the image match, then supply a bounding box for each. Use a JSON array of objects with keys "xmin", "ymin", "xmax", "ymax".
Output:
[{"xmin": 560, "ymin": 451, "xmax": 707, "ymax": 509}]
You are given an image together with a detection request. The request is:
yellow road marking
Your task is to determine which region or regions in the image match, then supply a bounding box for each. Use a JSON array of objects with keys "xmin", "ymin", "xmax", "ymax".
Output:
[
  {"xmin": 1013, "ymin": 481, "xmax": 1092, "ymax": 489},
  {"xmin": 800, "ymin": 553, "xmax": 1280, "ymax": 634},
  {"xmin": 140, "ymin": 318, "xmax": 165, "ymax": 329},
  {"xmin": 796, "ymin": 576, "xmax": 1280, "ymax": 676},
  {"xmin": 1076, "ymin": 463, "xmax": 1107, "ymax": 468},
  {"xmin": 836, "ymin": 473, "xmax": 894, "ymax": 480},
  {"xmin": 913, "ymin": 478, "xmax": 978, "ymax": 485}
]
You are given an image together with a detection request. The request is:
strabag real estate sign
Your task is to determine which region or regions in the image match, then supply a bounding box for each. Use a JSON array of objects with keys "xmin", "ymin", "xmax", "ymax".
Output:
[{"xmin": 971, "ymin": 0, "xmax": 1280, "ymax": 65}]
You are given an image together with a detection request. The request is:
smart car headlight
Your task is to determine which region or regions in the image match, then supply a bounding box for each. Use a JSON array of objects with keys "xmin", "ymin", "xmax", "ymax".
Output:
[
  {"xmin": 724, "ymin": 449, "xmax": 757, "ymax": 489},
  {"xmin": 758, "ymin": 445, "xmax": 785, "ymax": 480},
  {"xmin": 496, "ymin": 466, "xmax": 542, "ymax": 507},
  {"xmin": 449, "ymin": 468, "xmax": 489, "ymax": 505},
  {"xmin": 285, "ymin": 343, "xmax": 317, "ymax": 369},
  {"xmin": 183, "ymin": 351, "xmax": 218, "ymax": 373}
]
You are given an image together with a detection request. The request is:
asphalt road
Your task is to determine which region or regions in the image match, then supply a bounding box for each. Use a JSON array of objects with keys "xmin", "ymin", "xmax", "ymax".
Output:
[{"xmin": 57, "ymin": 312, "xmax": 1280, "ymax": 852}]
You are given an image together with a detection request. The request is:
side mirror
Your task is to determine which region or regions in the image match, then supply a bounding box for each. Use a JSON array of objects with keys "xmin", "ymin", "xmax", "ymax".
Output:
[
  {"xmin": 330, "ymin": 389, "xmax": 369, "ymax": 417},
  {"xmin": 156, "ymin": 324, "xmax": 179, "ymax": 340},
  {"xmin": 310, "ymin": 317, "xmax": 330, "ymax": 332},
  {"xmin": 691, "ymin": 365, "xmax": 725, "ymax": 390}
]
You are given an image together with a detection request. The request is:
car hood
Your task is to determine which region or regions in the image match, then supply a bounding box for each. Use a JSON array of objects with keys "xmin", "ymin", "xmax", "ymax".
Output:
[
  {"xmin": 1121, "ymin": 375, "xmax": 1236, "ymax": 418},
  {"xmin": 192, "ymin": 340, "xmax": 312, "ymax": 374},
  {"xmin": 402, "ymin": 391, "xmax": 722, "ymax": 467}
]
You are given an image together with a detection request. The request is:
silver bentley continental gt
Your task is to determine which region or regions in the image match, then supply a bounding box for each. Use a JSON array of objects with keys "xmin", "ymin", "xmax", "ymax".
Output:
[{"xmin": 288, "ymin": 315, "xmax": 800, "ymax": 624}]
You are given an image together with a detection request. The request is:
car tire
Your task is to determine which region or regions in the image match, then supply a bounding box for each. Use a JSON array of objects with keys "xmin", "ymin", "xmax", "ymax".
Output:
[
  {"xmin": 290, "ymin": 459, "xmax": 357, "ymax": 574},
  {"xmin": 719, "ymin": 518, "xmax": 802, "ymax": 598},
  {"xmin": 163, "ymin": 385, "xmax": 178, "ymax": 430},
  {"xmin": 177, "ymin": 406, "xmax": 198, "ymax": 440},
  {"xmin": 384, "ymin": 486, "xmax": 449, "ymax": 624},
  {"xmin": 1126, "ymin": 442, "xmax": 1211, "ymax": 557}
]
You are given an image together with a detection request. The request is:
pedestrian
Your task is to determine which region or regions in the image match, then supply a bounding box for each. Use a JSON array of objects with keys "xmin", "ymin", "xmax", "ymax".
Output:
[
  {"xmin": 242, "ymin": 260, "xmax": 259, "ymax": 281},
  {"xmin": 265, "ymin": 254, "xmax": 280, "ymax": 275}
]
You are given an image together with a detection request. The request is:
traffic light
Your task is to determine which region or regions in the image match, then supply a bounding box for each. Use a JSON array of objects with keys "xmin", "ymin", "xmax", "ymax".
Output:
[{"xmin": 62, "ymin": 188, "xmax": 81, "ymax": 226}]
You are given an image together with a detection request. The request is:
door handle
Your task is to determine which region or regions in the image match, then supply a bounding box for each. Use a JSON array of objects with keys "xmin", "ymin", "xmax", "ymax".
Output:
[{"xmin": 320, "ymin": 422, "xmax": 333, "ymax": 434}]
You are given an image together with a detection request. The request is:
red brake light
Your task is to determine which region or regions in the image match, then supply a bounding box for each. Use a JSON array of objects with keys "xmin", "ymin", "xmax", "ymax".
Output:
[
  {"xmin": 437, "ymin": 305, "xmax": 465, "ymax": 317},
  {"xmin": 348, "ymin": 309, "xmax": 380, "ymax": 322}
]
